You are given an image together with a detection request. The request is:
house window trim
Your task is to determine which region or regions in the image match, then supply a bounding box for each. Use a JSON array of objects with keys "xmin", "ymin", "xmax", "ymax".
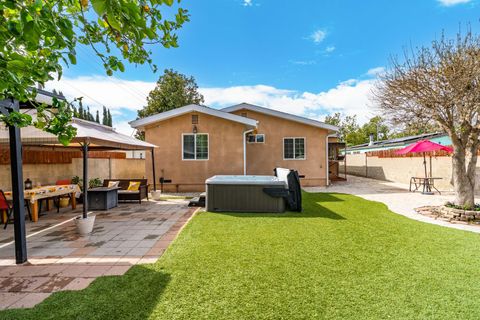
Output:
[
  {"xmin": 182, "ymin": 133, "xmax": 209, "ymax": 161},
  {"xmin": 247, "ymin": 133, "xmax": 266, "ymax": 144},
  {"xmin": 283, "ymin": 137, "xmax": 306, "ymax": 160}
]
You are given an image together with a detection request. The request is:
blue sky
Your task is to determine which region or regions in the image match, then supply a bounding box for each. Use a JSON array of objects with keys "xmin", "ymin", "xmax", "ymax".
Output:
[{"xmin": 46, "ymin": 0, "xmax": 480, "ymax": 135}]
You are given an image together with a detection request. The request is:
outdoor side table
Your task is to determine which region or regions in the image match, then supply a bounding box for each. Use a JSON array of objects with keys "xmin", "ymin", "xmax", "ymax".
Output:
[
  {"xmin": 88, "ymin": 187, "xmax": 119, "ymax": 210},
  {"xmin": 409, "ymin": 177, "xmax": 443, "ymax": 195}
]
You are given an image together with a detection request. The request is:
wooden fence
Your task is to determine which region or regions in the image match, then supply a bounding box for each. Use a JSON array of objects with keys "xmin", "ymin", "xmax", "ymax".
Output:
[
  {"xmin": 0, "ymin": 148, "xmax": 126, "ymax": 165},
  {"xmin": 366, "ymin": 147, "xmax": 454, "ymax": 158}
]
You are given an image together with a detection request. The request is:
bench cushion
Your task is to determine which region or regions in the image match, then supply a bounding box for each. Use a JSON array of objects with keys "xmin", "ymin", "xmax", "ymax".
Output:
[{"xmin": 118, "ymin": 190, "xmax": 140, "ymax": 194}]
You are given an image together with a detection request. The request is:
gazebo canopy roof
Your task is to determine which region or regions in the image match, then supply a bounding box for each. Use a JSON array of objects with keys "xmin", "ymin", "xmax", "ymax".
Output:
[{"xmin": 0, "ymin": 118, "xmax": 156, "ymax": 151}]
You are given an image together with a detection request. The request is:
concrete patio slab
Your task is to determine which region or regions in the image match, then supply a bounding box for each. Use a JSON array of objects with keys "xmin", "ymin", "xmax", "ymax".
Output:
[{"xmin": 0, "ymin": 198, "xmax": 196, "ymax": 310}]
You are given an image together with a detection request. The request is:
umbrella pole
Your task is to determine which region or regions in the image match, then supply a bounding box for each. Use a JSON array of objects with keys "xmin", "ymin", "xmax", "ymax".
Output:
[
  {"xmin": 429, "ymin": 155, "xmax": 432, "ymax": 178},
  {"xmin": 423, "ymin": 152, "xmax": 432, "ymax": 194}
]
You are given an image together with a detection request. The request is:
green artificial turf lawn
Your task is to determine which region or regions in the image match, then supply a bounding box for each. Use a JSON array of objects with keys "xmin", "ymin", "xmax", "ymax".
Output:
[{"xmin": 2, "ymin": 192, "xmax": 480, "ymax": 319}]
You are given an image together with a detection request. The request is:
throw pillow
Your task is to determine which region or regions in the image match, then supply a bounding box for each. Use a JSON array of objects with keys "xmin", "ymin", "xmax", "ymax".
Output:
[
  {"xmin": 108, "ymin": 181, "xmax": 120, "ymax": 188},
  {"xmin": 127, "ymin": 181, "xmax": 141, "ymax": 191}
]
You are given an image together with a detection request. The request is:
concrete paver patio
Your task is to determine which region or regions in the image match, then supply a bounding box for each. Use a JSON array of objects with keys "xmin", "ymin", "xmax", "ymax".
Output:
[
  {"xmin": 305, "ymin": 175, "xmax": 480, "ymax": 234},
  {"xmin": 0, "ymin": 199, "xmax": 195, "ymax": 310}
]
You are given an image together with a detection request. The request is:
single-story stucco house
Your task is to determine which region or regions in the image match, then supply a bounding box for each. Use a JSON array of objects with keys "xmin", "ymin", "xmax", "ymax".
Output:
[{"xmin": 130, "ymin": 103, "xmax": 342, "ymax": 192}]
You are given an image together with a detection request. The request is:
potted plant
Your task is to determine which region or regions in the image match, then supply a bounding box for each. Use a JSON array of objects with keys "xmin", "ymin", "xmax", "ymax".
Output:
[
  {"xmin": 59, "ymin": 197, "xmax": 70, "ymax": 208},
  {"xmin": 88, "ymin": 178, "xmax": 102, "ymax": 189}
]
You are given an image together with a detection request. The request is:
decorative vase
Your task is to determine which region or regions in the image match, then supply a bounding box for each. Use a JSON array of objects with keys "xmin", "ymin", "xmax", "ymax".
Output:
[{"xmin": 74, "ymin": 215, "xmax": 96, "ymax": 236}]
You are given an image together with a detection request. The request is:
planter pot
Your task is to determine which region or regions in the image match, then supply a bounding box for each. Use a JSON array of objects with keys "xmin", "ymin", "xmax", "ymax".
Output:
[
  {"xmin": 59, "ymin": 198, "xmax": 70, "ymax": 208},
  {"xmin": 75, "ymin": 215, "xmax": 96, "ymax": 236},
  {"xmin": 151, "ymin": 190, "xmax": 162, "ymax": 201}
]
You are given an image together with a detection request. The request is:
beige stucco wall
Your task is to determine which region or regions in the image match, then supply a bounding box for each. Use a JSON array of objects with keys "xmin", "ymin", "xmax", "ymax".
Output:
[
  {"xmin": 231, "ymin": 109, "xmax": 328, "ymax": 187},
  {"xmin": 109, "ymin": 159, "xmax": 146, "ymax": 180},
  {"xmin": 0, "ymin": 158, "xmax": 145, "ymax": 190},
  {"xmin": 342, "ymin": 153, "xmax": 476, "ymax": 192},
  {"xmin": 144, "ymin": 112, "xmax": 247, "ymax": 192},
  {"xmin": 143, "ymin": 110, "xmax": 330, "ymax": 192}
]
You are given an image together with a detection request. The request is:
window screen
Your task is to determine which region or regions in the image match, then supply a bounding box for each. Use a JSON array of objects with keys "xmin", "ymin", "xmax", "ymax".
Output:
[
  {"xmin": 183, "ymin": 134, "xmax": 208, "ymax": 160},
  {"xmin": 284, "ymin": 138, "xmax": 305, "ymax": 159}
]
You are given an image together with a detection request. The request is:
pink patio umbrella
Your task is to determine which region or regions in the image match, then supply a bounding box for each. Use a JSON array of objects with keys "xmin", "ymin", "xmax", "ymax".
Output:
[{"xmin": 396, "ymin": 140, "xmax": 453, "ymax": 194}]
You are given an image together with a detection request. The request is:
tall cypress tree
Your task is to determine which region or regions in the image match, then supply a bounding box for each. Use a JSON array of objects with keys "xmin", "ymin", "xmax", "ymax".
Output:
[
  {"xmin": 102, "ymin": 106, "xmax": 107, "ymax": 125},
  {"xmin": 78, "ymin": 104, "xmax": 84, "ymax": 120},
  {"xmin": 72, "ymin": 106, "xmax": 78, "ymax": 118},
  {"xmin": 95, "ymin": 110, "xmax": 100, "ymax": 123},
  {"xmin": 107, "ymin": 109, "xmax": 112, "ymax": 127}
]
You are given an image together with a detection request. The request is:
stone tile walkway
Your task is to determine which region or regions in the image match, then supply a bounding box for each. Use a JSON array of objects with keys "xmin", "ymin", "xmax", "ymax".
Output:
[
  {"xmin": 305, "ymin": 175, "xmax": 480, "ymax": 234},
  {"xmin": 0, "ymin": 199, "xmax": 196, "ymax": 310}
]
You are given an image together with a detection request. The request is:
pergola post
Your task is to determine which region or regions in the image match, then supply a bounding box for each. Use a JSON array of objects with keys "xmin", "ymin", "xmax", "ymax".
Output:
[
  {"xmin": 1, "ymin": 99, "xmax": 27, "ymax": 264},
  {"xmin": 81, "ymin": 142, "xmax": 89, "ymax": 219},
  {"xmin": 151, "ymin": 148, "xmax": 156, "ymax": 191}
]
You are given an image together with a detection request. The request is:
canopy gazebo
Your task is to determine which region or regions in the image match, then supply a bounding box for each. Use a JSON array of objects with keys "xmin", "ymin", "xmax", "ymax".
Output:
[{"xmin": 0, "ymin": 92, "xmax": 156, "ymax": 264}]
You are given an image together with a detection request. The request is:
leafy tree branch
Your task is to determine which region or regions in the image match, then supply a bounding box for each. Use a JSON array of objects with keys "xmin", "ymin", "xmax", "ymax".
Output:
[{"xmin": 0, "ymin": 0, "xmax": 189, "ymax": 144}]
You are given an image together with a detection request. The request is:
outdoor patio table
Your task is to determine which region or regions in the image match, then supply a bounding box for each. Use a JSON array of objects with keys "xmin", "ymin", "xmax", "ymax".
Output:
[
  {"xmin": 409, "ymin": 177, "xmax": 443, "ymax": 195},
  {"xmin": 3, "ymin": 184, "xmax": 80, "ymax": 222}
]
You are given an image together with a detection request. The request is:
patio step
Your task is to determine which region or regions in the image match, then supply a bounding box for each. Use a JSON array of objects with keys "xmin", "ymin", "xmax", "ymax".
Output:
[{"xmin": 188, "ymin": 192, "xmax": 206, "ymax": 207}]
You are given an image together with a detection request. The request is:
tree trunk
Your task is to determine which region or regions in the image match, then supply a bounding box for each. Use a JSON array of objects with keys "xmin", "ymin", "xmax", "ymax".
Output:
[{"xmin": 451, "ymin": 141, "xmax": 476, "ymax": 209}]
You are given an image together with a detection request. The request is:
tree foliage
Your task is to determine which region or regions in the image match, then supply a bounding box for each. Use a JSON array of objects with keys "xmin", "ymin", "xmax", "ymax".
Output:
[
  {"xmin": 72, "ymin": 100, "xmax": 113, "ymax": 126},
  {"xmin": 373, "ymin": 28, "xmax": 480, "ymax": 208},
  {"xmin": 325, "ymin": 113, "xmax": 390, "ymax": 146},
  {"xmin": 106, "ymin": 108, "xmax": 112, "ymax": 126},
  {"xmin": 137, "ymin": 69, "xmax": 204, "ymax": 118},
  {"xmin": 0, "ymin": 0, "xmax": 189, "ymax": 144}
]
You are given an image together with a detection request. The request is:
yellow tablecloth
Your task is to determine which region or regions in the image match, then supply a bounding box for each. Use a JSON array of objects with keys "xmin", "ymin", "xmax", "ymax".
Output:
[{"xmin": 5, "ymin": 184, "xmax": 81, "ymax": 204}]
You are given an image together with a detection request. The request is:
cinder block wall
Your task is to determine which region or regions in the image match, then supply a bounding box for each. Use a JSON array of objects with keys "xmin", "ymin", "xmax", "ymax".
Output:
[{"xmin": 342, "ymin": 154, "xmax": 480, "ymax": 193}]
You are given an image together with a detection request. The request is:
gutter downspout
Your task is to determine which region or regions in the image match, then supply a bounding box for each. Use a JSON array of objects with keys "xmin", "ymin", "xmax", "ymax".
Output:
[
  {"xmin": 326, "ymin": 133, "xmax": 337, "ymax": 187},
  {"xmin": 243, "ymin": 128, "xmax": 254, "ymax": 175}
]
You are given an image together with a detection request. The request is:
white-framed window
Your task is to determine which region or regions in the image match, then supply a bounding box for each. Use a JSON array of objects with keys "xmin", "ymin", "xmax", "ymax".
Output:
[
  {"xmin": 247, "ymin": 134, "xmax": 265, "ymax": 144},
  {"xmin": 182, "ymin": 133, "xmax": 209, "ymax": 160},
  {"xmin": 283, "ymin": 137, "xmax": 306, "ymax": 160}
]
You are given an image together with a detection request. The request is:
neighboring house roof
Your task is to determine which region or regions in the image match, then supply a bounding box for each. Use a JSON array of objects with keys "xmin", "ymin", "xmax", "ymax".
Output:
[
  {"xmin": 129, "ymin": 104, "xmax": 258, "ymax": 129},
  {"xmin": 221, "ymin": 103, "xmax": 339, "ymax": 133},
  {"xmin": 346, "ymin": 132, "xmax": 450, "ymax": 153},
  {"xmin": 0, "ymin": 117, "xmax": 156, "ymax": 150},
  {"xmin": 19, "ymin": 88, "xmax": 67, "ymax": 108}
]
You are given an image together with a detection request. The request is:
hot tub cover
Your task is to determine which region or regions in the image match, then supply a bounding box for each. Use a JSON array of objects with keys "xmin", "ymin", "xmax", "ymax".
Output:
[{"xmin": 206, "ymin": 175, "xmax": 287, "ymax": 186}]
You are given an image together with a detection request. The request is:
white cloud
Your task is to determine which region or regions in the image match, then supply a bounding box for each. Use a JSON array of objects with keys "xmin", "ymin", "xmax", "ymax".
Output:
[
  {"xmin": 113, "ymin": 120, "xmax": 137, "ymax": 137},
  {"xmin": 243, "ymin": 0, "xmax": 253, "ymax": 6},
  {"xmin": 310, "ymin": 29, "xmax": 327, "ymax": 44},
  {"xmin": 45, "ymin": 75, "xmax": 154, "ymax": 112},
  {"xmin": 437, "ymin": 0, "xmax": 471, "ymax": 6},
  {"xmin": 325, "ymin": 46, "xmax": 336, "ymax": 53},
  {"xmin": 45, "ymin": 71, "xmax": 379, "ymax": 135},
  {"xmin": 290, "ymin": 60, "xmax": 317, "ymax": 65},
  {"xmin": 366, "ymin": 66, "xmax": 385, "ymax": 77},
  {"xmin": 201, "ymin": 80, "xmax": 377, "ymax": 123}
]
